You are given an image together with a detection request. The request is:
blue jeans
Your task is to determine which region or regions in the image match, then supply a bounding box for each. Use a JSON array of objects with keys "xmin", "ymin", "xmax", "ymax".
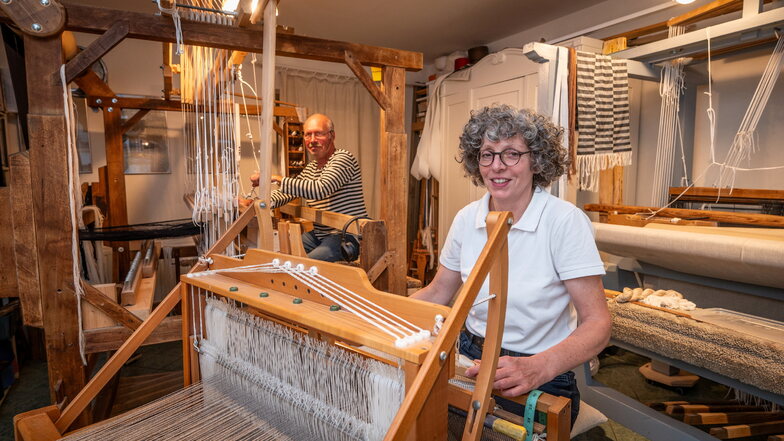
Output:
[
  {"xmin": 458, "ymin": 330, "xmax": 580, "ymax": 426},
  {"xmin": 301, "ymin": 231, "xmax": 360, "ymax": 262}
]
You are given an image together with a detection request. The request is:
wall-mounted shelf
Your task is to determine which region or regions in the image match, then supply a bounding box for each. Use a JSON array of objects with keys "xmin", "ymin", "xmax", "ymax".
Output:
[{"xmin": 284, "ymin": 121, "xmax": 304, "ymax": 177}]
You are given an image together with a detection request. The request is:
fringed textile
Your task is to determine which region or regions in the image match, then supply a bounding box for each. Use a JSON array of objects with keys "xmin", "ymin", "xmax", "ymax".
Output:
[{"xmin": 575, "ymin": 51, "xmax": 632, "ymax": 192}]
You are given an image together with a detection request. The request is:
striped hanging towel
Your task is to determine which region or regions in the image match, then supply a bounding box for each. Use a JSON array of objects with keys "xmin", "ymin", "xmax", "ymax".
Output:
[{"xmin": 575, "ymin": 51, "xmax": 632, "ymax": 191}]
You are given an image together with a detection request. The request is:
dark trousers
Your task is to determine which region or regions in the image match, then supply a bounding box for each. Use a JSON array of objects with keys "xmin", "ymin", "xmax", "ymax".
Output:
[
  {"xmin": 301, "ymin": 231, "xmax": 360, "ymax": 262},
  {"xmin": 458, "ymin": 330, "xmax": 580, "ymax": 426}
]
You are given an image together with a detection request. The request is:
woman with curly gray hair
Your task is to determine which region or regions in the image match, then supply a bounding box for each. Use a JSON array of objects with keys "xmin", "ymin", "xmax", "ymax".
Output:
[{"xmin": 413, "ymin": 105, "xmax": 610, "ymax": 426}]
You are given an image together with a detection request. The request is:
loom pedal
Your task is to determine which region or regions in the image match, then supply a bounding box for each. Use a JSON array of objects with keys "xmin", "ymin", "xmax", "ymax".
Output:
[{"xmin": 639, "ymin": 362, "xmax": 699, "ymax": 389}]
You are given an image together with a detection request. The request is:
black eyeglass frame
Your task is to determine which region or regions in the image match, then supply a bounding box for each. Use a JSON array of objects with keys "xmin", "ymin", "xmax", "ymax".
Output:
[{"xmin": 477, "ymin": 149, "xmax": 532, "ymax": 167}]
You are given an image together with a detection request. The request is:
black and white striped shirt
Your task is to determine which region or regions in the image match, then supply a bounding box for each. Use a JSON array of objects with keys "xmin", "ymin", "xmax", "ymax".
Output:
[{"xmin": 271, "ymin": 149, "xmax": 368, "ymax": 238}]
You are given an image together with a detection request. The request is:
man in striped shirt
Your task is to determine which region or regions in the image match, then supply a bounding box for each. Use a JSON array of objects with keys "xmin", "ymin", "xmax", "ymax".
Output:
[{"xmin": 252, "ymin": 114, "xmax": 369, "ymax": 262}]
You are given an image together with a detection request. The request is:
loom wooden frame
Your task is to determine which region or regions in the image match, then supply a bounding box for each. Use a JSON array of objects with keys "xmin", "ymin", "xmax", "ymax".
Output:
[
  {"xmin": 584, "ymin": 203, "xmax": 784, "ymax": 227},
  {"xmin": 15, "ymin": 209, "xmax": 571, "ymax": 441},
  {"xmin": 0, "ymin": 0, "xmax": 420, "ymax": 421},
  {"xmin": 276, "ymin": 200, "xmax": 393, "ymax": 289}
]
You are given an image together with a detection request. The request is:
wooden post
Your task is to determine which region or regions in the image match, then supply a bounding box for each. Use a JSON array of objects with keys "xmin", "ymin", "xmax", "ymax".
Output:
[
  {"xmin": 0, "ymin": 185, "xmax": 17, "ymax": 297},
  {"xmin": 402, "ymin": 360, "xmax": 450, "ymax": 440},
  {"xmin": 253, "ymin": 0, "xmax": 276, "ymax": 251},
  {"xmin": 181, "ymin": 282, "xmax": 192, "ymax": 386},
  {"xmin": 380, "ymin": 66, "xmax": 407, "ymax": 295},
  {"xmin": 23, "ymin": 34, "xmax": 88, "ymax": 426},
  {"xmin": 359, "ymin": 220, "xmax": 389, "ymax": 291},
  {"xmin": 103, "ymin": 106, "xmax": 131, "ymax": 278},
  {"xmin": 598, "ymin": 166, "xmax": 624, "ymax": 207},
  {"xmin": 9, "ymin": 152, "xmax": 43, "ymax": 326}
]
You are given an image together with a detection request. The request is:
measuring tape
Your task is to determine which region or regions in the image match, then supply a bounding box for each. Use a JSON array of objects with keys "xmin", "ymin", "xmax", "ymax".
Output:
[{"xmin": 523, "ymin": 389, "xmax": 543, "ymax": 441}]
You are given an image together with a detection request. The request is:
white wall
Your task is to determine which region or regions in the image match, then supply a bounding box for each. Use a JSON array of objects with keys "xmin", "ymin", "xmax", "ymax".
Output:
[
  {"xmin": 626, "ymin": 45, "xmax": 784, "ymax": 207},
  {"xmin": 411, "ymin": 0, "xmax": 716, "ymax": 83},
  {"xmin": 691, "ymin": 46, "xmax": 784, "ymax": 190}
]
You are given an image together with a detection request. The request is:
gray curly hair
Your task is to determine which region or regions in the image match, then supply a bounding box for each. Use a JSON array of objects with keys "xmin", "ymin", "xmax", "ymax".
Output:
[{"xmin": 457, "ymin": 105, "xmax": 569, "ymax": 189}]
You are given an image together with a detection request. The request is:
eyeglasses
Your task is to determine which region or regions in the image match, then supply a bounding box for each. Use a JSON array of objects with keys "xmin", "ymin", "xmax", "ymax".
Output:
[
  {"xmin": 303, "ymin": 130, "xmax": 332, "ymax": 139},
  {"xmin": 478, "ymin": 149, "xmax": 532, "ymax": 167}
]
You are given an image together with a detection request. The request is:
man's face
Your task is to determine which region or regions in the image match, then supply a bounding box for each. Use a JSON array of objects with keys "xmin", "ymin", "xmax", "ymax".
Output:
[{"xmin": 303, "ymin": 117, "xmax": 336, "ymax": 163}]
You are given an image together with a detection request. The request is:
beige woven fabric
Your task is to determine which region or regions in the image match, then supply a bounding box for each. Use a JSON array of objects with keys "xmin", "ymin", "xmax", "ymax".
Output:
[{"xmin": 609, "ymin": 301, "xmax": 784, "ymax": 396}]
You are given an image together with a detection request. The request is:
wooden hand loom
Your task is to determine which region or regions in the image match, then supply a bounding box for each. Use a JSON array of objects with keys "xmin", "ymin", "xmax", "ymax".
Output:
[{"xmin": 15, "ymin": 209, "xmax": 571, "ymax": 441}]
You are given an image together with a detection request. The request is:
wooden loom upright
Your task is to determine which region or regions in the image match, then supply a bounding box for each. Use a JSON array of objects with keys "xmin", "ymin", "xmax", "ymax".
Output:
[{"xmin": 15, "ymin": 207, "xmax": 572, "ymax": 441}]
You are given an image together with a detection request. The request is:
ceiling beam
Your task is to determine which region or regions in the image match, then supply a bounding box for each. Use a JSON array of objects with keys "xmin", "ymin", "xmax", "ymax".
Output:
[
  {"xmin": 86, "ymin": 95, "xmax": 298, "ymax": 119},
  {"xmin": 344, "ymin": 49, "xmax": 391, "ymax": 111},
  {"xmin": 50, "ymin": 1, "xmax": 422, "ymax": 71}
]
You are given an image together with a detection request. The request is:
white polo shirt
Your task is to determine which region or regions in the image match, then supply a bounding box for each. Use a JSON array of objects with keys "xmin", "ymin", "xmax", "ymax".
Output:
[{"xmin": 440, "ymin": 188, "xmax": 605, "ymax": 354}]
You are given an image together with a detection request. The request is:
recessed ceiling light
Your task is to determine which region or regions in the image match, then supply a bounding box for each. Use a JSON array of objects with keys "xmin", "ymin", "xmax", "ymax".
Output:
[{"xmin": 674, "ymin": 0, "xmax": 696, "ymax": 4}]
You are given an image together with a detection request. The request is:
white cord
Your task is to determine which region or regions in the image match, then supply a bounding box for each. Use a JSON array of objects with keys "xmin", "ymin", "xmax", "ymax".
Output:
[
  {"xmin": 60, "ymin": 64, "xmax": 88, "ymax": 366},
  {"xmin": 195, "ymin": 260, "xmax": 431, "ymax": 347},
  {"xmin": 156, "ymin": 0, "xmax": 184, "ymax": 55}
]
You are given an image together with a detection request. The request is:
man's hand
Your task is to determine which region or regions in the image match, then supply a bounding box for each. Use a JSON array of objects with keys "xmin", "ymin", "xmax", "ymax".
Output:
[
  {"xmin": 238, "ymin": 196, "xmax": 253, "ymax": 208},
  {"xmin": 464, "ymin": 355, "xmax": 550, "ymax": 398},
  {"xmin": 251, "ymin": 171, "xmax": 283, "ymax": 187}
]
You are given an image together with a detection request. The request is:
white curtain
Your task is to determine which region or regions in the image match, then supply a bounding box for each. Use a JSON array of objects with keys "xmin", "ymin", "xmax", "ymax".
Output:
[{"xmin": 279, "ymin": 69, "xmax": 381, "ymax": 218}]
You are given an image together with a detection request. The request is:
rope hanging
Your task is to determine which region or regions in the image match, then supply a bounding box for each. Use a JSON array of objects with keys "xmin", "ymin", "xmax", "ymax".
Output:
[
  {"xmin": 650, "ymin": 25, "xmax": 687, "ymax": 207},
  {"xmin": 716, "ymin": 31, "xmax": 784, "ymax": 190},
  {"xmin": 645, "ymin": 29, "xmax": 784, "ymax": 218},
  {"xmin": 181, "ymin": 43, "xmax": 241, "ymax": 255},
  {"xmin": 60, "ymin": 64, "xmax": 88, "ymax": 365}
]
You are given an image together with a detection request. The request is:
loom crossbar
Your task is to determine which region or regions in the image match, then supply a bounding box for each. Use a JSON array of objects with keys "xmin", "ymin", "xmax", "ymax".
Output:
[{"xmin": 186, "ymin": 250, "xmax": 450, "ymax": 363}]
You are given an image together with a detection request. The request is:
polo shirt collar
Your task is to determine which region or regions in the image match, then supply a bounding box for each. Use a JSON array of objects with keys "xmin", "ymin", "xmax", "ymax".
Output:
[{"xmin": 474, "ymin": 187, "xmax": 548, "ymax": 232}]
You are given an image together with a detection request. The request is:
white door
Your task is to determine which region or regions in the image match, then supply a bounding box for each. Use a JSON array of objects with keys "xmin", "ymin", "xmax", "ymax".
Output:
[
  {"xmin": 439, "ymin": 91, "xmax": 471, "ymax": 240},
  {"xmin": 438, "ymin": 74, "xmax": 538, "ymax": 241}
]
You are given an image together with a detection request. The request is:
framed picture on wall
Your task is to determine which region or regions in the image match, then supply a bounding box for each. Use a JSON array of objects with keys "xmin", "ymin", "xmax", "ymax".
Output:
[{"xmin": 123, "ymin": 110, "xmax": 171, "ymax": 174}]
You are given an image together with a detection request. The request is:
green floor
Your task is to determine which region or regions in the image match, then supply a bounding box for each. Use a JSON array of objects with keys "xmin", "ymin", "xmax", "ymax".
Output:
[{"xmin": 1, "ymin": 343, "xmax": 735, "ymax": 440}]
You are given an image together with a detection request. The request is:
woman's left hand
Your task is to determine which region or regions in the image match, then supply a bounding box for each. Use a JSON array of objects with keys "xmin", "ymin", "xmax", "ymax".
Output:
[{"xmin": 464, "ymin": 355, "xmax": 550, "ymax": 397}]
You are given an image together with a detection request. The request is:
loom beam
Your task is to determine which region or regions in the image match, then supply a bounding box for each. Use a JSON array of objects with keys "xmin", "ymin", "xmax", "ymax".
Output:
[
  {"xmin": 585, "ymin": 203, "xmax": 784, "ymax": 227},
  {"xmin": 190, "ymin": 250, "xmax": 448, "ymax": 363},
  {"xmin": 49, "ymin": 2, "xmax": 423, "ymax": 70},
  {"xmin": 63, "ymin": 20, "xmax": 129, "ymax": 84},
  {"xmin": 614, "ymin": 1, "xmax": 783, "ymax": 64}
]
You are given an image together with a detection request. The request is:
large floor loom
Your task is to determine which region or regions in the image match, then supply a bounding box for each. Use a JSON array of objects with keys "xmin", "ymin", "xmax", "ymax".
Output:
[
  {"xmin": 14, "ymin": 209, "xmax": 572, "ymax": 441},
  {"xmin": 580, "ymin": 219, "xmax": 784, "ymax": 441}
]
